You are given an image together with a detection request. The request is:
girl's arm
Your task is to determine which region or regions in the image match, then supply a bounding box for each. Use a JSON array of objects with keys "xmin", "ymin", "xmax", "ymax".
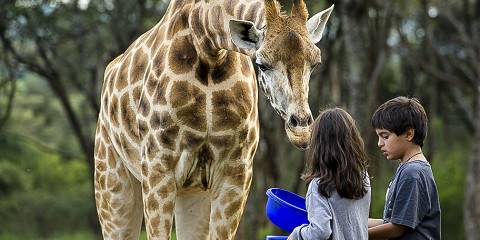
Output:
[
  {"xmin": 368, "ymin": 222, "xmax": 405, "ymax": 239},
  {"xmin": 368, "ymin": 218, "xmax": 384, "ymax": 228},
  {"xmin": 288, "ymin": 182, "xmax": 333, "ymax": 240}
]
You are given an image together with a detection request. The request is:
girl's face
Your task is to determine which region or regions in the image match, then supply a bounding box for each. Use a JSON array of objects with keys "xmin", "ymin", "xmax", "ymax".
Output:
[{"xmin": 375, "ymin": 129, "xmax": 409, "ymax": 161}]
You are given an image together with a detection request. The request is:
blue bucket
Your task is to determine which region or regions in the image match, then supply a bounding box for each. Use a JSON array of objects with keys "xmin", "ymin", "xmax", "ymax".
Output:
[
  {"xmin": 265, "ymin": 188, "xmax": 308, "ymax": 233},
  {"xmin": 265, "ymin": 236, "xmax": 289, "ymax": 240}
]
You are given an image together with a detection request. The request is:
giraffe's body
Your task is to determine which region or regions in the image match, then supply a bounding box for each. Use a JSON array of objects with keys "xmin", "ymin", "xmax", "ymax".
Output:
[{"xmin": 94, "ymin": 0, "xmax": 333, "ymax": 239}]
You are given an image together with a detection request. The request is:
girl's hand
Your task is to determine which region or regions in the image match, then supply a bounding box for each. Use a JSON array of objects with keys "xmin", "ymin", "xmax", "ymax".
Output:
[{"xmin": 287, "ymin": 235, "xmax": 295, "ymax": 240}]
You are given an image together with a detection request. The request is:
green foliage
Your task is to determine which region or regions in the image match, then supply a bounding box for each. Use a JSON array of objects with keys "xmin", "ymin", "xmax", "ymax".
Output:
[
  {"xmin": 257, "ymin": 225, "xmax": 276, "ymax": 240},
  {"xmin": 431, "ymin": 145, "xmax": 468, "ymax": 239},
  {"xmin": 0, "ymin": 134, "xmax": 95, "ymax": 239}
]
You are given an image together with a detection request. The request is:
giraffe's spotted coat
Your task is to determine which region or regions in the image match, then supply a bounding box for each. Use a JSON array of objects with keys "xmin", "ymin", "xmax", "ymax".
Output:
[{"xmin": 94, "ymin": 0, "xmax": 329, "ymax": 239}]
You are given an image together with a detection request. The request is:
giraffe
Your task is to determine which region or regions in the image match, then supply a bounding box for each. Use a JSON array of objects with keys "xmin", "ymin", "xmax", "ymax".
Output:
[{"xmin": 93, "ymin": 0, "xmax": 333, "ymax": 239}]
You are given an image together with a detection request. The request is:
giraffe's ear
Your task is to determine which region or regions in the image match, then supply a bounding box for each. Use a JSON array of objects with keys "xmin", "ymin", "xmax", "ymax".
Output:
[
  {"xmin": 229, "ymin": 20, "xmax": 262, "ymax": 51},
  {"xmin": 307, "ymin": 4, "xmax": 334, "ymax": 43}
]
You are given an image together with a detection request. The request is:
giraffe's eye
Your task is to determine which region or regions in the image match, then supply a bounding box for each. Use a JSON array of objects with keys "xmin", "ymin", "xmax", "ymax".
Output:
[{"xmin": 255, "ymin": 62, "xmax": 271, "ymax": 72}]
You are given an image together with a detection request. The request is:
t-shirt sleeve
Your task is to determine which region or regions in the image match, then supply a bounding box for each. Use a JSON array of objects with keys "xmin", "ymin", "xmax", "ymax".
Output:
[
  {"xmin": 289, "ymin": 182, "xmax": 332, "ymax": 240},
  {"xmin": 389, "ymin": 178, "xmax": 428, "ymax": 229}
]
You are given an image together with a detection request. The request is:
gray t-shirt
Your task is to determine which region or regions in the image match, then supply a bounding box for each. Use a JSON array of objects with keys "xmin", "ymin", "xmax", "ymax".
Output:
[
  {"xmin": 383, "ymin": 160, "xmax": 441, "ymax": 240},
  {"xmin": 290, "ymin": 176, "xmax": 371, "ymax": 240}
]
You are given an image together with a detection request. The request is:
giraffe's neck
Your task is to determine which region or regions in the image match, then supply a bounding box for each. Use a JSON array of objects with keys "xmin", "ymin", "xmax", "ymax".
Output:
[{"xmin": 188, "ymin": 0, "xmax": 265, "ymax": 62}]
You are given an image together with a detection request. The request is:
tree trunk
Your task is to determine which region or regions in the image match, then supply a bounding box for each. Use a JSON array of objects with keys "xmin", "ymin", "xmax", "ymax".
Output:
[
  {"xmin": 464, "ymin": 85, "xmax": 480, "ymax": 239},
  {"xmin": 46, "ymin": 73, "xmax": 100, "ymax": 233}
]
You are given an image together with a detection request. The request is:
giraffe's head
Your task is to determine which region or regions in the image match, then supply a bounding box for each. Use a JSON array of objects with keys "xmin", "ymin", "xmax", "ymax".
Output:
[{"xmin": 229, "ymin": 0, "xmax": 334, "ymax": 149}]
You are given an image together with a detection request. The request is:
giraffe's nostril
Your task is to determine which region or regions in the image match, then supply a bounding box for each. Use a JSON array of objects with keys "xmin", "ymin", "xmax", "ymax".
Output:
[
  {"xmin": 288, "ymin": 116, "xmax": 299, "ymax": 128},
  {"xmin": 289, "ymin": 114, "xmax": 313, "ymax": 128}
]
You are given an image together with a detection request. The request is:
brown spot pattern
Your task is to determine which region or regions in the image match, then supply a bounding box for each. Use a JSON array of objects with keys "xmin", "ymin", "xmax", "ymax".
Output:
[
  {"xmin": 232, "ymin": 82, "xmax": 252, "ymax": 118},
  {"xmin": 106, "ymin": 69, "xmax": 116, "ymax": 94},
  {"xmin": 238, "ymin": 126, "xmax": 249, "ymax": 142},
  {"xmin": 224, "ymin": 199, "xmax": 242, "ymax": 218},
  {"xmin": 153, "ymin": 75, "xmax": 169, "ymax": 105},
  {"xmin": 210, "ymin": 135, "xmax": 235, "ymax": 149},
  {"xmin": 213, "ymin": 208, "xmax": 222, "ymax": 221},
  {"xmin": 217, "ymin": 225, "xmax": 229, "ymax": 239},
  {"xmin": 138, "ymin": 119, "xmax": 148, "ymax": 137},
  {"xmin": 230, "ymin": 147, "xmax": 243, "ymax": 161},
  {"xmin": 240, "ymin": 56, "xmax": 252, "ymax": 77},
  {"xmin": 130, "ymin": 50, "xmax": 148, "ymax": 84},
  {"xmin": 221, "ymin": 189, "xmax": 238, "ymax": 205},
  {"xmin": 132, "ymin": 86, "xmax": 142, "ymax": 107},
  {"xmin": 190, "ymin": 8, "xmax": 205, "ymax": 37},
  {"xmin": 195, "ymin": 59, "xmax": 209, "ymax": 86},
  {"xmin": 162, "ymin": 201, "xmax": 174, "ymax": 214},
  {"xmin": 211, "ymin": 82, "xmax": 254, "ymax": 131},
  {"xmin": 170, "ymin": 81, "xmax": 202, "ymax": 108},
  {"xmin": 145, "ymin": 26, "xmax": 159, "ymax": 48},
  {"xmin": 142, "ymin": 161, "xmax": 149, "ymax": 176},
  {"xmin": 146, "ymin": 135, "xmax": 159, "ymax": 160},
  {"xmin": 211, "ymin": 53, "xmax": 237, "ymax": 84},
  {"xmin": 176, "ymin": 97, "xmax": 207, "ymax": 131},
  {"xmin": 181, "ymin": 130, "xmax": 204, "ymax": 149},
  {"xmin": 120, "ymin": 94, "xmax": 139, "ymax": 141},
  {"xmin": 167, "ymin": 10, "xmax": 189, "ymax": 37},
  {"xmin": 139, "ymin": 94, "xmax": 150, "ymax": 117},
  {"xmin": 152, "ymin": 47, "xmax": 166, "ymax": 78},
  {"xmin": 236, "ymin": 4, "xmax": 246, "ymax": 18},
  {"xmin": 96, "ymin": 161, "xmax": 106, "ymax": 172},
  {"xmin": 150, "ymin": 111, "xmax": 173, "ymax": 130},
  {"xmin": 245, "ymin": 2, "xmax": 261, "ymax": 22},
  {"xmin": 212, "ymin": 94, "xmax": 242, "ymax": 131},
  {"xmin": 158, "ymin": 125, "xmax": 179, "ymax": 150},
  {"xmin": 147, "ymin": 194, "xmax": 159, "ymax": 211},
  {"xmin": 171, "ymin": 82, "xmax": 207, "ymax": 131},
  {"xmin": 115, "ymin": 53, "xmax": 131, "ymax": 90},
  {"xmin": 211, "ymin": 6, "xmax": 224, "ymax": 34},
  {"xmin": 109, "ymin": 95, "xmax": 119, "ymax": 126},
  {"xmin": 224, "ymin": 1, "xmax": 235, "ymax": 16},
  {"xmin": 168, "ymin": 35, "xmax": 197, "ymax": 74}
]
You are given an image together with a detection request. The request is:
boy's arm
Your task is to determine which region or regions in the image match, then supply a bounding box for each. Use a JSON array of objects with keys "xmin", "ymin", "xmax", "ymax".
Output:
[
  {"xmin": 368, "ymin": 222, "xmax": 405, "ymax": 239},
  {"xmin": 368, "ymin": 218, "xmax": 384, "ymax": 228}
]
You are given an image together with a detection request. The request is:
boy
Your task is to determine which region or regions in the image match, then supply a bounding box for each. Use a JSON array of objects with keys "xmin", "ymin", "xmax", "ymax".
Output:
[{"xmin": 368, "ymin": 96, "xmax": 441, "ymax": 239}]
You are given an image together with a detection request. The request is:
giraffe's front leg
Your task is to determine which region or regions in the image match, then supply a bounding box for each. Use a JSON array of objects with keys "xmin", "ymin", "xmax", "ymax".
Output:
[
  {"xmin": 209, "ymin": 162, "xmax": 253, "ymax": 240},
  {"xmin": 141, "ymin": 155, "xmax": 177, "ymax": 240}
]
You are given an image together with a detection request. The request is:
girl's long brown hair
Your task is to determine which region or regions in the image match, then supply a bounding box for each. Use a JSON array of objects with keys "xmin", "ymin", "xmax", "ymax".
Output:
[{"xmin": 303, "ymin": 108, "xmax": 368, "ymax": 199}]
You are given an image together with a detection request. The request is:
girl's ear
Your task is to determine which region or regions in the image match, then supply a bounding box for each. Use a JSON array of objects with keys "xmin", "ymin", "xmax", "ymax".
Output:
[{"xmin": 405, "ymin": 128, "xmax": 415, "ymax": 142}]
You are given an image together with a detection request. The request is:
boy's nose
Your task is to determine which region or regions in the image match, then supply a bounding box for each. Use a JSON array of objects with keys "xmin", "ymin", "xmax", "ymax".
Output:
[{"xmin": 377, "ymin": 138, "xmax": 384, "ymax": 148}]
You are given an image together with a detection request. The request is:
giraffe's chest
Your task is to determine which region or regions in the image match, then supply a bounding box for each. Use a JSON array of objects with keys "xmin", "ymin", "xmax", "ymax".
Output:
[
  {"xmin": 161, "ymin": 50, "xmax": 258, "ymax": 133},
  {"xmin": 167, "ymin": 79, "xmax": 257, "ymax": 133}
]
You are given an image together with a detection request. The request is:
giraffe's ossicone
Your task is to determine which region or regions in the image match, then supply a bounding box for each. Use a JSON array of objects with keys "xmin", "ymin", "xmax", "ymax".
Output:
[{"xmin": 94, "ymin": 0, "xmax": 333, "ymax": 239}]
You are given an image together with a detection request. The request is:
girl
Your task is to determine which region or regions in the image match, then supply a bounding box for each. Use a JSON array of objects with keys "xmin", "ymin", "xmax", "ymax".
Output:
[{"xmin": 288, "ymin": 108, "xmax": 371, "ymax": 240}]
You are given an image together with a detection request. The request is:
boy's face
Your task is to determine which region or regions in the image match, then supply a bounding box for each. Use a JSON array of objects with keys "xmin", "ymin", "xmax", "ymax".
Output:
[{"xmin": 375, "ymin": 129, "xmax": 410, "ymax": 161}]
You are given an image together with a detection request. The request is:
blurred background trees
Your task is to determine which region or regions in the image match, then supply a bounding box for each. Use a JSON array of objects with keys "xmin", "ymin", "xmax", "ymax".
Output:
[{"xmin": 0, "ymin": 0, "xmax": 478, "ymax": 239}]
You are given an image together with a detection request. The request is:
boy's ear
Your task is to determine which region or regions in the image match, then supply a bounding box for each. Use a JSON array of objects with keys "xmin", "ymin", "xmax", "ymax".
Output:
[{"xmin": 405, "ymin": 128, "xmax": 415, "ymax": 142}]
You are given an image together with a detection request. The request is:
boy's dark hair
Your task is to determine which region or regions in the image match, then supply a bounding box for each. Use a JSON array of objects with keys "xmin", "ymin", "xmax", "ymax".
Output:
[
  {"xmin": 372, "ymin": 96, "xmax": 428, "ymax": 147},
  {"xmin": 303, "ymin": 108, "xmax": 369, "ymax": 199}
]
